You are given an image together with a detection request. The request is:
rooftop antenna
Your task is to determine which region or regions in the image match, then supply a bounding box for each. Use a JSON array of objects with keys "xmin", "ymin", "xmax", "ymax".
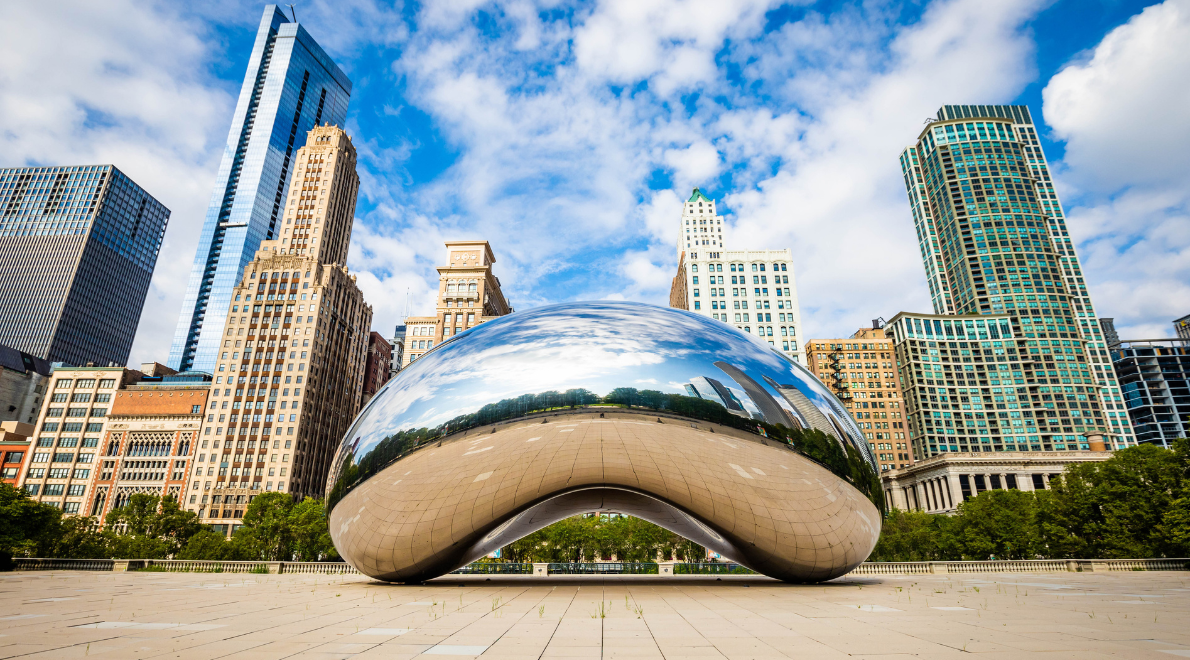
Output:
[
  {"xmin": 286, "ymin": 4, "xmax": 297, "ymax": 22},
  {"xmin": 403, "ymin": 288, "xmax": 410, "ymax": 322}
]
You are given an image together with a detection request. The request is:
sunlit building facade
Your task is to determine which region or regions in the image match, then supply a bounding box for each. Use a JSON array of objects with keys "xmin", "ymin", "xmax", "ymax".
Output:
[
  {"xmin": 898, "ymin": 104, "xmax": 1134, "ymax": 451},
  {"xmin": 670, "ymin": 189, "xmax": 804, "ymax": 363},
  {"xmin": 170, "ymin": 5, "xmax": 351, "ymax": 373}
]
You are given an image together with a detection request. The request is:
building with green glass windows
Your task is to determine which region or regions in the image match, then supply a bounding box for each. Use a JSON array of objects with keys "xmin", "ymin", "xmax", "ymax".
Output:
[{"xmin": 889, "ymin": 104, "xmax": 1135, "ymax": 462}]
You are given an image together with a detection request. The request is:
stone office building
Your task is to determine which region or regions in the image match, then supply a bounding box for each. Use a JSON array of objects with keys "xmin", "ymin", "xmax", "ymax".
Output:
[
  {"xmin": 805, "ymin": 324, "xmax": 912, "ymax": 472},
  {"xmin": 18, "ymin": 366, "xmax": 139, "ymax": 513},
  {"xmin": 186, "ymin": 125, "xmax": 371, "ymax": 534},
  {"xmin": 882, "ymin": 448, "xmax": 1111, "ymax": 513},
  {"xmin": 88, "ymin": 370, "xmax": 210, "ymax": 519},
  {"xmin": 402, "ymin": 241, "xmax": 513, "ymax": 366}
]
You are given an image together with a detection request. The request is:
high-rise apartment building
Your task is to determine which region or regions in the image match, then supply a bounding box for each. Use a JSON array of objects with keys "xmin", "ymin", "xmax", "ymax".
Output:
[
  {"xmin": 0, "ymin": 344, "xmax": 52, "ymax": 425},
  {"xmin": 87, "ymin": 370, "xmax": 210, "ymax": 519},
  {"xmin": 669, "ymin": 189, "xmax": 804, "ymax": 362},
  {"xmin": 361, "ymin": 331, "xmax": 391, "ymax": 406},
  {"xmin": 186, "ymin": 125, "xmax": 371, "ymax": 532},
  {"xmin": 170, "ymin": 5, "xmax": 351, "ymax": 373},
  {"xmin": 18, "ymin": 366, "xmax": 142, "ymax": 512},
  {"xmin": 805, "ymin": 324, "xmax": 911, "ymax": 472},
  {"xmin": 1109, "ymin": 339, "xmax": 1189, "ymax": 448},
  {"xmin": 402, "ymin": 241, "xmax": 513, "ymax": 366},
  {"xmin": 0, "ymin": 165, "xmax": 169, "ymax": 367},
  {"xmin": 897, "ymin": 104, "xmax": 1135, "ymax": 455}
]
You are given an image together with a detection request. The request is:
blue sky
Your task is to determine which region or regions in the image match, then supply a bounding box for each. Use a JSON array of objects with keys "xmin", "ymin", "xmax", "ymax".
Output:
[{"xmin": 3, "ymin": 0, "xmax": 1188, "ymax": 365}]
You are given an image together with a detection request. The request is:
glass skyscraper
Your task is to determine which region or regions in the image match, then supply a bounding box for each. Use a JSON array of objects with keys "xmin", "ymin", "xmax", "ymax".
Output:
[
  {"xmin": 169, "ymin": 5, "xmax": 351, "ymax": 372},
  {"xmin": 0, "ymin": 165, "xmax": 169, "ymax": 367},
  {"xmin": 891, "ymin": 104, "xmax": 1135, "ymax": 457}
]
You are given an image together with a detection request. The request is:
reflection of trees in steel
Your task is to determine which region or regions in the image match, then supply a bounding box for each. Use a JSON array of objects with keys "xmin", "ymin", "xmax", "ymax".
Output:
[{"xmin": 326, "ymin": 385, "xmax": 885, "ymax": 516}]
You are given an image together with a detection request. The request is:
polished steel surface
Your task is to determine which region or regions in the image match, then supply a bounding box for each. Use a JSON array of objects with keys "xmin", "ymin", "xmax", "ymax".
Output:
[{"xmin": 326, "ymin": 302, "xmax": 881, "ymax": 582}]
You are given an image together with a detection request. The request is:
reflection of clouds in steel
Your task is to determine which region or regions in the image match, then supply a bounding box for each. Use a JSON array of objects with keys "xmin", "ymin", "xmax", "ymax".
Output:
[{"xmin": 335, "ymin": 302, "xmax": 875, "ymax": 475}]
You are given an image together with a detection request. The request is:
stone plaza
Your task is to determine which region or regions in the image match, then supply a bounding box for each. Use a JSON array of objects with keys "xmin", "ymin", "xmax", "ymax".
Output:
[{"xmin": 2, "ymin": 570, "xmax": 1189, "ymax": 658}]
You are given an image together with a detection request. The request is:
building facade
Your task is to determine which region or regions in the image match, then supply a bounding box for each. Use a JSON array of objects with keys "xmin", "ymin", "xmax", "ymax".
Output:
[
  {"xmin": 1110, "ymin": 339, "xmax": 1190, "ymax": 448},
  {"xmin": 898, "ymin": 104, "xmax": 1134, "ymax": 447},
  {"xmin": 361, "ymin": 331, "xmax": 392, "ymax": 406},
  {"xmin": 1, "ymin": 421, "xmax": 34, "ymax": 485},
  {"xmin": 18, "ymin": 366, "xmax": 141, "ymax": 513},
  {"xmin": 805, "ymin": 324, "xmax": 912, "ymax": 472},
  {"xmin": 885, "ymin": 312, "xmax": 1130, "ymax": 460},
  {"xmin": 670, "ymin": 189, "xmax": 805, "ymax": 362},
  {"xmin": 390, "ymin": 324, "xmax": 406, "ymax": 378},
  {"xmin": 1175, "ymin": 314, "xmax": 1190, "ymax": 343},
  {"xmin": 0, "ymin": 344, "xmax": 52, "ymax": 425},
  {"xmin": 88, "ymin": 371, "xmax": 210, "ymax": 519},
  {"xmin": 1099, "ymin": 318, "xmax": 1121, "ymax": 348},
  {"xmin": 170, "ymin": 5, "xmax": 351, "ymax": 373},
  {"xmin": 402, "ymin": 241, "xmax": 513, "ymax": 367},
  {"xmin": 0, "ymin": 165, "xmax": 169, "ymax": 367},
  {"xmin": 882, "ymin": 449, "xmax": 1111, "ymax": 513},
  {"xmin": 186, "ymin": 125, "xmax": 371, "ymax": 534}
]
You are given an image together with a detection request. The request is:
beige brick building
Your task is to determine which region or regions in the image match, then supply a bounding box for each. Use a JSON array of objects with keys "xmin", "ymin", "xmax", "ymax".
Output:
[
  {"xmin": 87, "ymin": 370, "xmax": 210, "ymax": 519},
  {"xmin": 402, "ymin": 241, "xmax": 513, "ymax": 366},
  {"xmin": 17, "ymin": 366, "xmax": 139, "ymax": 513},
  {"xmin": 805, "ymin": 324, "xmax": 912, "ymax": 473},
  {"xmin": 186, "ymin": 125, "xmax": 372, "ymax": 534}
]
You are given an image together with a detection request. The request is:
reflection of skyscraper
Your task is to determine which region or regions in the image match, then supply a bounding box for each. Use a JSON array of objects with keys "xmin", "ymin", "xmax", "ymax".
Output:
[
  {"xmin": 169, "ymin": 6, "xmax": 351, "ymax": 372},
  {"xmin": 686, "ymin": 376, "xmax": 746, "ymax": 416},
  {"xmin": 713, "ymin": 361, "xmax": 796, "ymax": 428}
]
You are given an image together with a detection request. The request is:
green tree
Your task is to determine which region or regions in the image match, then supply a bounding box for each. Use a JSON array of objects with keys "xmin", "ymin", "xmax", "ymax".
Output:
[
  {"xmin": 290, "ymin": 497, "xmax": 337, "ymax": 561},
  {"xmin": 0, "ymin": 481, "xmax": 64, "ymax": 563},
  {"xmin": 235, "ymin": 492, "xmax": 294, "ymax": 561},
  {"xmin": 869, "ymin": 509, "xmax": 948, "ymax": 562},
  {"xmin": 177, "ymin": 529, "xmax": 244, "ymax": 560},
  {"xmin": 949, "ymin": 489, "xmax": 1040, "ymax": 560},
  {"xmin": 104, "ymin": 493, "xmax": 203, "ymax": 557}
]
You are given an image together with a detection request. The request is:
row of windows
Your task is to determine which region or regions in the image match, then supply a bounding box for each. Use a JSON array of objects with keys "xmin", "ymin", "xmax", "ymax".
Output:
[
  {"xmin": 691, "ymin": 263, "xmax": 788, "ymax": 273},
  {"xmin": 55, "ymin": 378, "xmax": 116, "ymax": 389}
]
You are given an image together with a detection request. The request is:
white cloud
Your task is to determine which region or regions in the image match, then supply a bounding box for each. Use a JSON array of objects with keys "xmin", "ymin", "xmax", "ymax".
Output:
[{"xmin": 1043, "ymin": 0, "xmax": 1190, "ymax": 339}]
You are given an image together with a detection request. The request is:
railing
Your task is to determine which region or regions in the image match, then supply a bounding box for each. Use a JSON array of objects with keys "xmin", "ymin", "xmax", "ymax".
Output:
[
  {"xmin": 548, "ymin": 562, "xmax": 659, "ymax": 574},
  {"xmin": 674, "ymin": 562, "xmax": 756, "ymax": 575},
  {"xmin": 451, "ymin": 563, "xmax": 533, "ymax": 575},
  {"xmin": 11, "ymin": 558, "xmax": 1190, "ymax": 576}
]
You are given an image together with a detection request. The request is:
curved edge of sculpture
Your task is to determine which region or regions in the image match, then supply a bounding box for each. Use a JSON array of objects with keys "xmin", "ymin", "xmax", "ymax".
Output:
[{"xmin": 326, "ymin": 302, "xmax": 882, "ymax": 583}]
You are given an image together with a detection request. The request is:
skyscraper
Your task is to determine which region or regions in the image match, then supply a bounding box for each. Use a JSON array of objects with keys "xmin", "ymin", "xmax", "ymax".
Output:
[
  {"xmin": 185, "ymin": 125, "xmax": 372, "ymax": 528},
  {"xmin": 169, "ymin": 5, "xmax": 351, "ymax": 373},
  {"xmin": 895, "ymin": 104, "xmax": 1135, "ymax": 454},
  {"xmin": 669, "ymin": 188, "xmax": 805, "ymax": 363},
  {"xmin": 0, "ymin": 165, "xmax": 169, "ymax": 367}
]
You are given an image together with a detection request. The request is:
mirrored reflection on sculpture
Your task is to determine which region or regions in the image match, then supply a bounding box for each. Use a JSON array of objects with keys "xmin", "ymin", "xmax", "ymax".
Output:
[{"xmin": 326, "ymin": 302, "xmax": 881, "ymax": 583}]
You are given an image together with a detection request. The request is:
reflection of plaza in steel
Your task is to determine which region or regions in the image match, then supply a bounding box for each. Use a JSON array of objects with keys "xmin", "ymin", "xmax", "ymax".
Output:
[{"xmin": 326, "ymin": 302, "xmax": 881, "ymax": 583}]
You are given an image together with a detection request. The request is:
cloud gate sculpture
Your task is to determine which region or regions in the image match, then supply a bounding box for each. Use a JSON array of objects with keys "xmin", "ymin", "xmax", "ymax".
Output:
[{"xmin": 326, "ymin": 302, "xmax": 881, "ymax": 583}]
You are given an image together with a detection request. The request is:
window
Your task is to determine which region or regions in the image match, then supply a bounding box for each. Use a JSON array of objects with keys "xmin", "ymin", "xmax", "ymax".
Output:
[
  {"xmin": 44, "ymin": 484, "xmax": 65, "ymax": 496},
  {"xmin": 67, "ymin": 485, "xmax": 85, "ymax": 497},
  {"xmin": 55, "ymin": 379, "xmax": 72, "ymax": 389}
]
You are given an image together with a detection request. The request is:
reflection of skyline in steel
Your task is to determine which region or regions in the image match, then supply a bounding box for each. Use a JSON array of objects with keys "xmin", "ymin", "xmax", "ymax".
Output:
[
  {"xmin": 331, "ymin": 302, "xmax": 876, "ymax": 508},
  {"xmin": 686, "ymin": 376, "xmax": 747, "ymax": 417},
  {"xmin": 326, "ymin": 302, "xmax": 881, "ymax": 584}
]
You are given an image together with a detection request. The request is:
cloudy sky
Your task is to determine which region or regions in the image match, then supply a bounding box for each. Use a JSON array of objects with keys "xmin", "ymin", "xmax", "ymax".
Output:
[{"xmin": 3, "ymin": 0, "xmax": 1188, "ymax": 365}]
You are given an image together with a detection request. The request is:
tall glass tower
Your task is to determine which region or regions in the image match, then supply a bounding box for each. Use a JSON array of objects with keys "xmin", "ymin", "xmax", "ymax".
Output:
[
  {"xmin": 169, "ymin": 5, "xmax": 351, "ymax": 372},
  {"xmin": 0, "ymin": 165, "xmax": 169, "ymax": 367},
  {"xmin": 896, "ymin": 104, "xmax": 1135, "ymax": 451}
]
